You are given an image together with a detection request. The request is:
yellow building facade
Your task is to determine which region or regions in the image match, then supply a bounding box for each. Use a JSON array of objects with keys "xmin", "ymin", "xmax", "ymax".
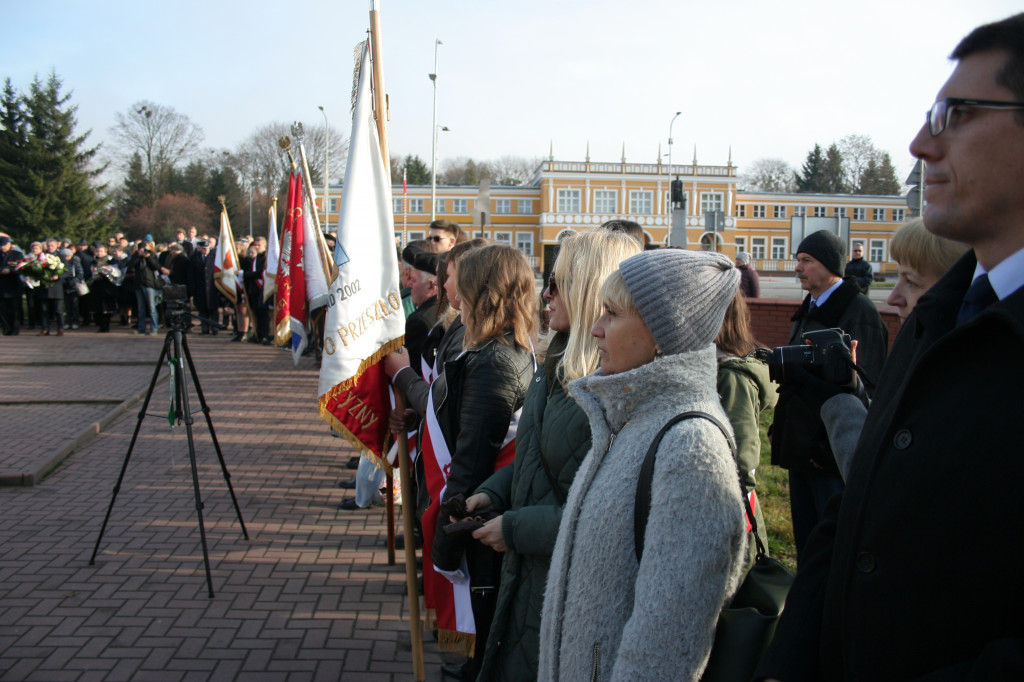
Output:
[{"xmin": 325, "ymin": 154, "xmax": 910, "ymax": 278}]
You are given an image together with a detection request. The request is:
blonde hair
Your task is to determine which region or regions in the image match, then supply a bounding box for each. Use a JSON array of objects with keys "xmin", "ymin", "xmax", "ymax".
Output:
[
  {"xmin": 456, "ymin": 244, "xmax": 537, "ymax": 351},
  {"xmin": 600, "ymin": 269, "xmax": 640, "ymax": 318},
  {"xmin": 890, "ymin": 218, "xmax": 969, "ymax": 280},
  {"xmin": 553, "ymin": 230, "xmax": 642, "ymax": 386}
]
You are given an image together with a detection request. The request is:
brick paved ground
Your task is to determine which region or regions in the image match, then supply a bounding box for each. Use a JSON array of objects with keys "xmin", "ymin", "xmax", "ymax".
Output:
[{"xmin": 0, "ymin": 326, "xmax": 450, "ymax": 681}]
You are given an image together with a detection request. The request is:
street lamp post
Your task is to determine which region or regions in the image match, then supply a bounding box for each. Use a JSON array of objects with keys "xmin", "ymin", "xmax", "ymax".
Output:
[
  {"xmin": 429, "ymin": 38, "xmax": 442, "ymax": 222},
  {"xmin": 318, "ymin": 105, "xmax": 329, "ymax": 233},
  {"xmin": 667, "ymin": 111, "xmax": 682, "ymax": 246}
]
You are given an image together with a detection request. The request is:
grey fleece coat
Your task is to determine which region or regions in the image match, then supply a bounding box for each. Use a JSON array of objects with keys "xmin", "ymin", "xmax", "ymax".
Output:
[{"xmin": 538, "ymin": 348, "xmax": 748, "ymax": 682}]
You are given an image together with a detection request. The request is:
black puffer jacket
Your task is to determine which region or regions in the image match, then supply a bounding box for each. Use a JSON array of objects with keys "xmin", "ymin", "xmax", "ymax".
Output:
[{"xmin": 430, "ymin": 331, "xmax": 534, "ymax": 586}]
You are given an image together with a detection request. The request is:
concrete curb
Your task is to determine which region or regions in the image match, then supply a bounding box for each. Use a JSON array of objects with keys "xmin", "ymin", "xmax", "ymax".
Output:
[{"xmin": 0, "ymin": 372, "xmax": 169, "ymax": 487}]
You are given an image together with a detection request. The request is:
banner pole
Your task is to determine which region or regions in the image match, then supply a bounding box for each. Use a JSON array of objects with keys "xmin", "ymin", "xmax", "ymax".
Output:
[{"xmin": 371, "ymin": 4, "xmax": 424, "ymax": 680}]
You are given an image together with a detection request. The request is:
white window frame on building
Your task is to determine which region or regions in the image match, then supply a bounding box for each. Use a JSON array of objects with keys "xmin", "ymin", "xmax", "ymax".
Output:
[
  {"xmin": 869, "ymin": 239, "xmax": 885, "ymax": 262},
  {"xmin": 629, "ymin": 190, "xmax": 653, "ymax": 215},
  {"xmin": 434, "ymin": 198, "xmax": 445, "ymax": 215},
  {"xmin": 453, "ymin": 199, "xmax": 468, "ymax": 214},
  {"xmin": 771, "ymin": 237, "xmax": 788, "ymax": 260},
  {"xmin": 753, "ymin": 205, "xmax": 766, "ymax": 218},
  {"xmin": 557, "ymin": 189, "xmax": 581, "ymax": 213},
  {"xmin": 774, "ymin": 205, "xmax": 787, "ymax": 219},
  {"xmin": 873, "ymin": 208, "xmax": 885, "ymax": 221},
  {"xmin": 409, "ymin": 198, "xmax": 425, "ymax": 213},
  {"xmin": 893, "ymin": 208, "xmax": 905, "ymax": 222},
  {"xmin": 593, "ymin": 189, "xmax": 617, "ymax": 214},
  {"xmin": 393, "ymin": 198, "xmax": 403, "ymax": 213},
  {"xmin": 751, "ymin": 236, "xmax": 767, "ymax": 260},
  {"xmin": 736, "ymin": 204, "xmax": 746, "ymax": 218},
  {"xmin": 472, "ymin": 230, "xmax": 489, "ymax": 239},
  {"xmin": 834, "ymin": 207, "xmax": 846, "ymax": 218},
  {"xmin": 409, "ymin": 231, "xmax": 426, "ymax": 242},
  {"xmin": 495, "ymin": 199, "xmax": 511, "ymax": 214},
  {"xmin": 735, "ymin": 236, "xmax": 747, "ymax": 254},
  {"xmin": 517, "ymin": 199, "xmax": 531, "ymax": 214},
  {"xmin": 813, "ymin": 206, "xmax": 827, "ymax": 218},
  {"xmin": 329, "ymin": 198, "xmax": 338, "ymax": 213},
  {"xmin": 853, "ymin": 207, "xmax": 866, "ymax": 221},
  {"xmin": 700, "ymin": 192, "xmax": 724, "ymax": 213},
  {"xmin": 793, "ymin": 206, "xmax": 806, "ymax": 217},
  {"xmin": 494, "ymin": 231, "xmax": 513, "ymax": 246},
  {"xmin": 515, "ymin": 231, "xmax": 534, "ymax": 256}
]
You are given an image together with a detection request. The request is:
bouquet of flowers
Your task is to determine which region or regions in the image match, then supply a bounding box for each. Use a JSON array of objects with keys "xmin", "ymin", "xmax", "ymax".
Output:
[
  {"xmin": 97, "ymin": 264, "xmax": 123, "ymax": 285},
  {"xmin": 15, "ymin": 253, "xmax": 64, "ymax": 289}
]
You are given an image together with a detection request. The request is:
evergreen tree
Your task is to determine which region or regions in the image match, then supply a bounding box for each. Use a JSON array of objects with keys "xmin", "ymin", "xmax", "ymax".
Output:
[
  {"xmin": 403, "ymin": 154, "xmax": 431, "ymax": 185},
  {"xmin": 0, "ymin": 72, "xmax": 107, "ymax": 244},
  {"xmin": 113, "ymin": 152, "xmax": 150, "ymax": 229},
  {"xmin": 857, "ymin": 152, "xmax": 902, "ymax": 195},
  {"xmin": 795, "ymin": 144, "xmax": 826, "ymax": 193},
  {"xmin": 0, "ymin": 78, "xmax": 31, "ymax": 244},
  {"xmin": 820, "ymin": 143, "xmax": 848, "ymax": 193}
]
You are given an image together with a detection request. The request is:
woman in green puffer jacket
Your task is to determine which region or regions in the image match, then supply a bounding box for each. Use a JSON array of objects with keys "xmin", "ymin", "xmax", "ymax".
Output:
[
  {"xmin": 715, "ymin": 291, "xmax": 778, "ymax": 567},
  {"xmin": 466, "ymin": 230, "xmax": 641, "ymax": 682}
]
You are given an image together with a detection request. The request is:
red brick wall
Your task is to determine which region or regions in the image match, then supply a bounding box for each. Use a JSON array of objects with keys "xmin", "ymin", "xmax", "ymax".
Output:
[{"xmin": 748, "ymin": 298, "xmax": 902, "ymax": 351}]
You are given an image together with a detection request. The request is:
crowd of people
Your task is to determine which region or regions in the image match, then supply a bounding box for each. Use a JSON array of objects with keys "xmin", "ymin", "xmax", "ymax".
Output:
[
  {"xmin": 3, "ymin": 14, "xmax": 1022, "ymax": 680},
  {"xmin": 0, "ymin": 227, "xmax": 273, "ymax": 342},
  {"xmin": 370, "ymin": 16, "xmax": 1024, "ymax": 680}
]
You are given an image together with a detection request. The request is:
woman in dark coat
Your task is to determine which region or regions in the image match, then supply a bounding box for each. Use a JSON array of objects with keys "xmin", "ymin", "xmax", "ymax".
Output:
[{"xmin": 466, "ymin": 230, "xmax": 641, "ymax": 682}]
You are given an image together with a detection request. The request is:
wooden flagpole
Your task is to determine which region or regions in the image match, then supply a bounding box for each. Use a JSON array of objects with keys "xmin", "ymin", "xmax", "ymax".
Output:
[{"xmin": 369, "ymin": 4, "xmax": 425, "ymax": 680}]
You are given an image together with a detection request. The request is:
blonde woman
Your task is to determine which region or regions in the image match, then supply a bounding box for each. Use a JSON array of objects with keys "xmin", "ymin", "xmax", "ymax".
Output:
[
  {"xmin": 465, "ymin": 230, "xmax": 641, "ymax": 682},
  {"xmin": 540, "ymin": 249, "xmax": 748, "ymax": 681}
]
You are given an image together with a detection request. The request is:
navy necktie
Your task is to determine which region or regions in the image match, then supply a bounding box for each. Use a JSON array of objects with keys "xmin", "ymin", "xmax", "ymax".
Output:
[{"xmin": 956, "ymin": 273, "xmax": 998, "ymax": 326}]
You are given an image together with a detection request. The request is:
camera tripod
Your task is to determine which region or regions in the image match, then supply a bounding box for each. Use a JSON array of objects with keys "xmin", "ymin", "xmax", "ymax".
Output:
[{"xmin": 89, "ymin": 321, "xmax": 248, "ymax": 598}]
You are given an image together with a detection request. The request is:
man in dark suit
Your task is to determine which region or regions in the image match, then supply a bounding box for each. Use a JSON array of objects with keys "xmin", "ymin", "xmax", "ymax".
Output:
[
  {"xmin": 187, "ymin": 239, "xmax": 218, "ymax": 334},
  {"xmin": 758, "ymin": 13, "xmax": 1024, "ymax": 681}
]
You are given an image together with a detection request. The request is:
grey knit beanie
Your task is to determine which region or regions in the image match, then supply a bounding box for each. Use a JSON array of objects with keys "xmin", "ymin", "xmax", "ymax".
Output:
[
  {"xmin": 796, "ymin": 230, "xmax": 845, "ymax": 277},
  {"xmin": 619, "ymin": 249, "xmax": 740, "ymax": 356}
]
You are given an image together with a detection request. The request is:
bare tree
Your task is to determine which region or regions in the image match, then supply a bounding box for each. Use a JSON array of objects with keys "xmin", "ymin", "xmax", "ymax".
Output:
[
  {"xmin": 487, "ymin": 155, "xmax": 542, "ymax": 185},
  {"xmin": 231, "ymin": 121, "xmax": 348, "ymax": 199},
  {"xmin": 837, "ymin": 134, "xmax": 877, "ymax": 192},
  {"xmin": 109, "ymin": 101, "xmax": 204, "ymax": 204},
  {"xmin": 741, "ymin": 157, "xmax": 797, "ymax": 192}
]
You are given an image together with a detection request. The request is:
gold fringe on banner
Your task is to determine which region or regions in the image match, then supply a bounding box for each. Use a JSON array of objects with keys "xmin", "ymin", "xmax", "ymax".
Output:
[
  {"xmin": 438, "ymin": 629, "xmax": 476, "ymax": 659},
  {"xmin": 320, "ymin": 334, "xmax": 405, "ymax": 397}
]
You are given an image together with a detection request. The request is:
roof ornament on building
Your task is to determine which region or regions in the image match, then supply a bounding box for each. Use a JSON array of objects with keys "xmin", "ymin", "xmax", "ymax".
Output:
[
  {"xmin": 585, "ymin": 141, "xmax": 590, "ymax": 164},
  {"xmin": 727, "ymin": 146, "xmax": 734, "ymax": 168},
  {"xmin": 692, "ymin": 145, "xmax": 698, "ymax": 166},
  {"xmin": 549, "ymin": 141, "xmax": 554, "ymax": 162},
  {"xmin": 657, "ymin": 143, "xmax": 662, "ymax": 165},
  {"xmin": 621, "ymin": 142, "xmax": 626, "ymax": 164}
]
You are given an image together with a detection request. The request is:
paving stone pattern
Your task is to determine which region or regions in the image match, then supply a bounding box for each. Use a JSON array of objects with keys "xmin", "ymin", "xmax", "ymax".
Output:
[{"xmin": 0, "ymin": 328, "xmax": 450, "ymax": 681}]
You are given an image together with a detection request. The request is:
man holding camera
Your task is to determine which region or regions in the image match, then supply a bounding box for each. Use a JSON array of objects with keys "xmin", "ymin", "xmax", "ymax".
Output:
[
  {"xmin": 758, "ymin": 13, "xmax": 1024, "ymax": 681},
  {"xmin": 769, "ymin": 229, "xmax": 887, "ymax": 559}
]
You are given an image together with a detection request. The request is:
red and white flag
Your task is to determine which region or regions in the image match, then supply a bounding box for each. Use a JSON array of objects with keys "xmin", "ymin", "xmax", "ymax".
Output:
[
  {"xmin": 213, "ymin": 205, "xmax": 238, "ymax": 305},
  {"xmin": 318, "ymin": 40, "xmax": 404, "ymax": 465},
  {"xmin": 275, "ymin": 172, "xmax": 309, "ymax": 364}
]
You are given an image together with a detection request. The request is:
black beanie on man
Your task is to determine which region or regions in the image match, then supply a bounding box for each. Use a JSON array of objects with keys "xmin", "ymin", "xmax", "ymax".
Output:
[{"xmin": 796, "ymin": 230, "xmax": 845, "ymax": 277}]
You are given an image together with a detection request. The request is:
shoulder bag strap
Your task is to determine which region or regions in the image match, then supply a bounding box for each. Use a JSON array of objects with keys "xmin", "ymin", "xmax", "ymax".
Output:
[{"xmin": 634, "ymin": 411, "xmax": 763, "ymax": 562}]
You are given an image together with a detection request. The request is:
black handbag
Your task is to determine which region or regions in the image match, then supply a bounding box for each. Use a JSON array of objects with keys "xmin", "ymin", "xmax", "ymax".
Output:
[{"xmin": 634, "ymin": 411, "xmax": 793, "ymax": 682}]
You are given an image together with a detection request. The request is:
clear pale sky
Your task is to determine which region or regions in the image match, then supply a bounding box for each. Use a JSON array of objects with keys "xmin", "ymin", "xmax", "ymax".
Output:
[{"xmin": 1, "ymin": 0, "xmax": 1019, "ymax": 183}]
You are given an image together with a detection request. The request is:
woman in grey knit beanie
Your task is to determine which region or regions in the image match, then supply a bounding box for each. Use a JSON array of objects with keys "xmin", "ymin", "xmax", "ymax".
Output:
[{"xmin": 539, "ymin": 248, "xmax": 748, "ymax": 681}]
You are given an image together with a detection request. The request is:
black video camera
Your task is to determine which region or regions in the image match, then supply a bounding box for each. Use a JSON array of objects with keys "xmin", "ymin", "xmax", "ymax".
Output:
[
  {"xmin": 761, "ymin": 328, "xmax": 853, "ymax": 385},
  {"xmin": 163, "ymin": 284, "xmax": 191, "ymax": 328}
]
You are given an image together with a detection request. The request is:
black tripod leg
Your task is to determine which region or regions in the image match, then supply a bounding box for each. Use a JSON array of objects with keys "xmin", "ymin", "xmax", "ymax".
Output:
[
  {"xmin": 179, "ymin": 331, "xmax": 249, "ymax": 540},
  {"xmin": 90, "ymin": 331, "xmax": 172, "ymax": 565},
  {"xmin": 172, "ymin": 330, "xmax": 216, "ymax": 598}
]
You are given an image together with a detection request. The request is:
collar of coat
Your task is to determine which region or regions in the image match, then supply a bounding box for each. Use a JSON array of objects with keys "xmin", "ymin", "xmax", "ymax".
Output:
[
  {"xmin": 792, "ymin": 280, "xmax": 862, "ymax": 326},
  {"xmin": 908, "ymin": 250, "xmax": 1024, "ymax": 341},
  {"xmin": 570, "ymin": 345, "xmax": 719, "ymax": 434}
]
